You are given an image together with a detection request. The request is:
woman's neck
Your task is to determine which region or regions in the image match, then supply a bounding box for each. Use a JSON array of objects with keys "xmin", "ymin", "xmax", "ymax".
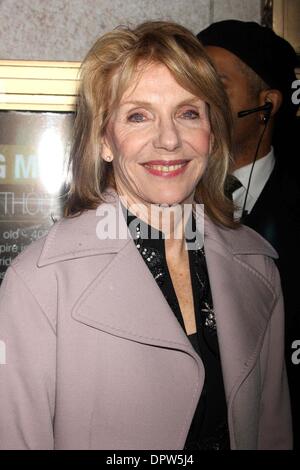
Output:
[{"xmin": 120, "ymin": 195, "xmax": 196, "ymax": 261}]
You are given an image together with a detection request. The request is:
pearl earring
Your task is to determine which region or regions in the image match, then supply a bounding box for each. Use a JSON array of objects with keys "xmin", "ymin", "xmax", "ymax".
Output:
[{"xmin": 105, "ymin": 156, "xmax": 113, "ymax": 162}]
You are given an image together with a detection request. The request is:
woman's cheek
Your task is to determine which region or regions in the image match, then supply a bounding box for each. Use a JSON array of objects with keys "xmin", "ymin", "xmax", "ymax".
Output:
[{"xmin": 194, "ymin": 129, "xmax": 212, "ymax": 154}]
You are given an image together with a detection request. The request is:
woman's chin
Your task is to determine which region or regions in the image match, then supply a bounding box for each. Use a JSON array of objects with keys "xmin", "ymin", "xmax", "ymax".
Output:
[
  {"xmin": 117, "ymin": 184, "xmax": 195, "ymax": 207},
  {"xmin": 145, "ymin": 190, "xmax": 194, "ymax": 206}
]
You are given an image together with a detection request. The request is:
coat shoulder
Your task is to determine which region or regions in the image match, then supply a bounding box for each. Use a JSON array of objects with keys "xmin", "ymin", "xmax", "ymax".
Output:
[
  {"xmin": 6, "ymin": 224, "xmax": 59, "ymax": 330},
  {"xmin": 231, "ymin": 224, "xmax": 278, "ymax": 258},
  {"xmin": 208, "ymin": 218, "xmax": 278, "ymax": 259},
  {"xmin": 207, "ymin": 221, "xmax": 281, "ymax": 296}
]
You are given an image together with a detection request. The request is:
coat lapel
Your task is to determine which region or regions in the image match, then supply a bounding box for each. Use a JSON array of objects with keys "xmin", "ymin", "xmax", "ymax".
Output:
[
  {"xmin": 198, "ymin": 210, "xmax": 278, "ymax": 448},
  {"xmin": 71, "ymin": 235, "xmax": 201, "ymax": 352},
  {"xmin": 201, "ymin": 211, "xmax": 277, "ymax": 401},
  {"xmin": 37, "ymin": 189, "xmax": 204, "ymax": 366}
]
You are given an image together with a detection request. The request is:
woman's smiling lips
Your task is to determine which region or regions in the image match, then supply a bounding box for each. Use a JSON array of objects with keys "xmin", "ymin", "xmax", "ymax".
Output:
[{"xmin": 141, "ymin": 159, "xmax": 190, "ymax": 177}]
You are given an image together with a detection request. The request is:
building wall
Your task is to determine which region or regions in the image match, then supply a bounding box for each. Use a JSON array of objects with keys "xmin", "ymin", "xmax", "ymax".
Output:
[{"xmin": 0, "ymin": 0, "xmax": 261, "ymax": 61}]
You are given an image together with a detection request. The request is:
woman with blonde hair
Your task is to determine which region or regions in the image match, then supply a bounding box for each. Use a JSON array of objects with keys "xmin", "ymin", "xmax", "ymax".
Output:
[{"xmin": 0, "ymin": 21, "xmax": 292, "ymax": 450}]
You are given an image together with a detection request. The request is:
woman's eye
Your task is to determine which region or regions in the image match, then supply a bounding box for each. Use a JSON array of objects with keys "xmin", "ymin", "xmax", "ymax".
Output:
[
  {"xmin": 180, "ymin": 109, "xmax": 200, "ymax": 119},
  {"xmin": 127, "ymin": 113, "xmax": 146, "ymax": 123}
]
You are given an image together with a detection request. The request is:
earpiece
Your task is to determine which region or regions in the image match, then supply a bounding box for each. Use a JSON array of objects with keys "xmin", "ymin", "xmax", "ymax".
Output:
[
  {"xmin": 237, "ymin": 101, "xmax": 273, "ymax": 123},
  {"xmin": 262, "ymin": 101, "xmax": 273, "ymax": 123}
]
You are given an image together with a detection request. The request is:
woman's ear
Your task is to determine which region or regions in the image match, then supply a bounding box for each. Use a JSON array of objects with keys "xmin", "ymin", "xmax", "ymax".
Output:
[{"xmin": 101, "ymin": 137, "xmax": 114, "ymax": 163}]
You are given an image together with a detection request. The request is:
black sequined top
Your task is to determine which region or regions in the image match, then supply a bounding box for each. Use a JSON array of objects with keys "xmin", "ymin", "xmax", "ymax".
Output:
[{"xmin": 123, "ymin": 205, "xmax": 230, "ymax": 450}]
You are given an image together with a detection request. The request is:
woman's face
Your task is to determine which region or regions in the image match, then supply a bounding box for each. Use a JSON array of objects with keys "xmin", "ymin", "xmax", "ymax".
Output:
[{"xmin": 103, "ymin": 62, "xmax": 213, "ymax": 207}]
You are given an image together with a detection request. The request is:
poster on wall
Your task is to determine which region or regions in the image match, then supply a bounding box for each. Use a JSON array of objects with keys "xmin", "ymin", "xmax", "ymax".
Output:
[{"xmin": 0, "ymin": 110, "xmax": 74, "ymax": 283}]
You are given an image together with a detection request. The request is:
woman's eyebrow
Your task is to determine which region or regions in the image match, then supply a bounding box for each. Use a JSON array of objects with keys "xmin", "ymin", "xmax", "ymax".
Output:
[
  {"xmin": 120, "ymin": 97, "xmax": 204, "ymax": 108},
  {"xmin": 120, "ymin": 100, "xmax": 153, "ymax": 108},
  {"xmin": 177, "ymin": 97, "xmax": 205, "ymax": 106}
]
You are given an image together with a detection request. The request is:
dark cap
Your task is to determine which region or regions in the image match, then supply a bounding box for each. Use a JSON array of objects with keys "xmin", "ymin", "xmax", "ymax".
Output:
[{"xmin": 197, "ymin": 20, "xmax": 298, "ymax": 116}]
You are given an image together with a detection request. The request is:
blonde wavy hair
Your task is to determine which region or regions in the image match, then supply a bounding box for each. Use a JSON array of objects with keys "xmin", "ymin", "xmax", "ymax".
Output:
[{"xmin": 64, "ymin": 20, "xmax": 237, "ymax": 228}]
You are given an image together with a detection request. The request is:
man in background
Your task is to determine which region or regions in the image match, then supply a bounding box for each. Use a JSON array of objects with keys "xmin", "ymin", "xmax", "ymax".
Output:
[{"xmin": 198, "ymin": 20, "xmax": 300, "ymax": 449}]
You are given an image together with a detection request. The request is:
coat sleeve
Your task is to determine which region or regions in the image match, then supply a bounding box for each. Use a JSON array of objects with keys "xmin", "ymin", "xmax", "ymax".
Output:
[
  {"xmin": 0, "ymin": 265, "xmax": 56, "ymax": 450},
  {"xmin": 258, "ymin": 265, "xmax": 293, "ymax": 449}
]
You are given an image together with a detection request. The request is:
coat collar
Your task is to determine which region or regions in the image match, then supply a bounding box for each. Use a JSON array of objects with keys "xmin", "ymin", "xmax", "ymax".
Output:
[{"xmin": 37, "ymin": 188, "xmax": 277, "ymax": 267}]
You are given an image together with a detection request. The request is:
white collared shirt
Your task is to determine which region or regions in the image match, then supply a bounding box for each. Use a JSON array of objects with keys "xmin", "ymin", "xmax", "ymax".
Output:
[{"xmin": 232, "ymin": 148, "xmax": 275, "ymax": 220}]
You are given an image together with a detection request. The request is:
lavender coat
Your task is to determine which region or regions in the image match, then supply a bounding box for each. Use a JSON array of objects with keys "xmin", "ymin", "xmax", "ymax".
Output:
[{"xmin": 0, "ymin": 190, "xmax": 292, "ymax": 449}]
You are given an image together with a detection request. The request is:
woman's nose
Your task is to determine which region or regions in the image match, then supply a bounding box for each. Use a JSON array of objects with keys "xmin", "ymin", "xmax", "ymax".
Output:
[{"xmin": 153, "ymin": 118, "xmax": 181, "ymax": 152}]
